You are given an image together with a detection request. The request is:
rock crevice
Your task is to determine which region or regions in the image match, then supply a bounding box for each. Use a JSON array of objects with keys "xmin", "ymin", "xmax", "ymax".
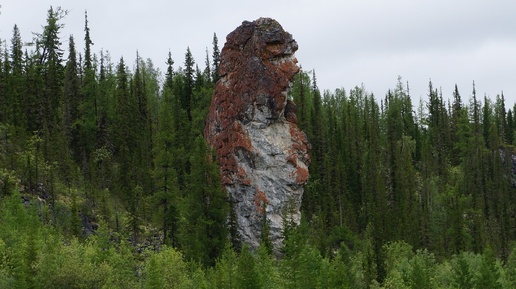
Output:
[{"xmin": 204, "ymin": 18, "xmax": 310, "ymax": 252}]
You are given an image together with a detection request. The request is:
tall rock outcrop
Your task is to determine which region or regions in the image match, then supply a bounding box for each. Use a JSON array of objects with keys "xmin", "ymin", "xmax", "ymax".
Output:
[{"xmin": 204, "ymin": 18, "xmax": 310, "ymax": 252}]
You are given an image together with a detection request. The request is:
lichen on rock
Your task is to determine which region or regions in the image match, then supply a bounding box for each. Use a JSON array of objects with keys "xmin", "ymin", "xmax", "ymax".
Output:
[{"xmin": 204, "ymin": 17, "xmax": 310, "ymax": 253}]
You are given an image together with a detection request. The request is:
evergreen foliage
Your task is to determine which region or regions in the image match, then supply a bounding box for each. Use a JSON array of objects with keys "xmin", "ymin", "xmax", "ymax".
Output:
[{"xmin": 1, "ymin": 7, "xmax": 516, "ymax": 287}]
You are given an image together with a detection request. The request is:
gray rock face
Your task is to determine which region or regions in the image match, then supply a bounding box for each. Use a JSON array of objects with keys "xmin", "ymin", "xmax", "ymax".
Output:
[
  {"xmin": 204, "ymin": 18, "xmax": 310, "ymax": 252},
  {"xmin": 231, "ymin": 122, "xmax": 308, "ymax": 250}
]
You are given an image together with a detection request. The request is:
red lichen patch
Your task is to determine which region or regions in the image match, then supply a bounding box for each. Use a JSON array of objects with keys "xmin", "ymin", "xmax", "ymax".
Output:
[
  {"xmin": 204, "ymin": 17, "xmax": 310, "ymax": 193},
  {"xmin": 295, "ymin": 165, "xmax": 309, "ymax": 184},
  {"xmin": 231, "ymin": 122, "xmax": 253, "ymax": 151},
  {"xmin": 237, "ymin": 167, "xmax": 251, "ymax": 186},
  {"xmin": 254, "ymin": 189, "xmax": 269, "ymax": 215},
  {"xmin": 264, "ymin": 43, "xmax": 284, "ymax": 56},
  {"xmin": 286, "ymin": 153, "xmax": 297, "ymax": 166},
  {"xmin": 276, "ymin": 59, "xmax": 300, "ymax": 79},
  {"xmin": 288, "ymin": 122, "xmax": 310, "ymax": 164}
]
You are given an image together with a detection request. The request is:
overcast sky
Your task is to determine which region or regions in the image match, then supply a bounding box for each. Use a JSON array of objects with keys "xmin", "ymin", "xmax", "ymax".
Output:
[{"xmin": 1, "ymin": 0, "xmax": 515, "ymax": 105}]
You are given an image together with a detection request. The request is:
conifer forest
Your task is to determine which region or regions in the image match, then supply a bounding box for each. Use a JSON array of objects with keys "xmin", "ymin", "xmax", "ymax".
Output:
[{"xmin": 1, "ymin": 7, "xmax": 516, "ymax": 288}]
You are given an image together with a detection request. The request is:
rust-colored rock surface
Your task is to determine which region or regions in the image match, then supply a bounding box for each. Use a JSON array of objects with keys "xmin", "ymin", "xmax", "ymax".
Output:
[{"xmin": 204, "ymin": 18, "xmax": 310, "ymax": 252}]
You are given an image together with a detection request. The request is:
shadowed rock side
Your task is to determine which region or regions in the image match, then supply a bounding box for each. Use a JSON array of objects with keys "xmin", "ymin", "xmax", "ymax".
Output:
[{"xmin": 204, "ymin": 18, "xmax": 310, "ymax": 252}]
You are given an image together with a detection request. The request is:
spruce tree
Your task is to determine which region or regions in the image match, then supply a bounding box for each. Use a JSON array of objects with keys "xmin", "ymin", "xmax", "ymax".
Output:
[
  {"xmin": 203, "ymin": 47, "xmax": 211, "ymax": 84},
  {"xmin": 183, "ymin": 47, "xmax": 195, "ymax": 121},
  {"xmin": 309, "ymin": 70, "xmax": 324, "ymax": 180},
  {"xmin": 132, "ymin": 52, "xmax": 153, "ymax": 195},
  {"xmin": 63, "ymin": 35, "xmax": 81, "ymax": 164},
  {"xmin": 23, "ymin": 51, "xmax": 43, "ymax": 133},
  {"xmin": 153, "ymin": 52, "xmax": 179, "ymax": 246},
  {"xmin": 79, "ymin": 10, "xmax": 98, "ymax": 177},
  {"xmin": 212, "ymin": 33, "xmax": 220, "ymax": 83},
  {"xmin": 483, "ymin": 96, "xmax": 493, "ymax": 148},
  {"xmin": 7, "ymin": 25, "xmax": 25, "ymax": 128},
  {"xmin": 180, "ymin": 136, "xmax": 228, "ymax": 266},
  {"xmin": 36, "ymin": 6, "xmax": 67, "ymax": 164},
  {"xmin": 112, "ymin": 57, "xmax": 139, "ymax": 226},
  {"xmin": 450, "ymin": 84, "xmax": 463, "ymax": 165},
  {"xmin": 495, "ymin": 93, "xmax": 506, "ymax": 144},
  {"xmin": 506, "ymin": 109, "xmax": 514, "ymax": 145},
  {"xmin": 465, "ymin": 82, "xmax": 487, "ymax": 254},
  {"xmin": 0, "ymin": 46, "xmax": 5, "ymax": 124}
]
